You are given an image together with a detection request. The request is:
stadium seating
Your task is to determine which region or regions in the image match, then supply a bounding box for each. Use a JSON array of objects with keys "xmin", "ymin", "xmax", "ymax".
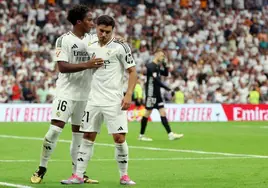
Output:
[{"xmin": 0, "ymin": 0, "xmax": 267, "ymax": 104}]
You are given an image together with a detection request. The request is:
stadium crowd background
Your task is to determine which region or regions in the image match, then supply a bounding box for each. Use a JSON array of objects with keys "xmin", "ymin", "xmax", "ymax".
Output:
[{"xmin": 0, "ymin": 0, "xmax": 267, "ymax": 104}]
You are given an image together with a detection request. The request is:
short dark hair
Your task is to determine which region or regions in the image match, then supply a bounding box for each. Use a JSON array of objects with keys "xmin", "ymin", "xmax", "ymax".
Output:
[
  {"xmin": 96, "ymin": 15, "xmax": 115, "ymax": 28},
  {"xmin": 67, "ymin": 5, "xmax": 89, "ymax": 25}
]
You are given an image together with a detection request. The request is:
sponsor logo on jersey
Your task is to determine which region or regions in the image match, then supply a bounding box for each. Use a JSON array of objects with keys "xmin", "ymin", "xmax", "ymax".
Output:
[
  {"xmin": 73, "ymin": 51, "xmax": 91, "ymax": 62},
  {"xmin": 103, "ymin": 60, "xmax": 111, "ymax": 69},
  {"xmin": 73, "ymin": 51, "xmax": 89, "ymax": 56}
]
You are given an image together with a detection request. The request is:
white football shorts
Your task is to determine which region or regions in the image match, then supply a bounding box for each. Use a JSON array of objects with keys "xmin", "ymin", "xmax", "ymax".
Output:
[
  {"xmin": 80, "ymin": 104, "xmax": 128, "ymax": 134},
  {"xmin": 51, "ymin": 97, "xmax": 87, "ymax": 125}
]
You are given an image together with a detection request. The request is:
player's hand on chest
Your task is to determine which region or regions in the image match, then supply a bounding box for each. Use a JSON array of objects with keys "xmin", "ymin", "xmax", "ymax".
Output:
[{"xmin": 101, "ymin": 49, "xmax": 120, "ymax": 69}]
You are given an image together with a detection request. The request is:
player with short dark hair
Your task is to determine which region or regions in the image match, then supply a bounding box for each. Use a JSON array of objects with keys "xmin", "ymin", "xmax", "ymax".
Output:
[
  {"xmin": 30, "ymin": 4, "xmax": 103, "ymax": 184},
  {"xmin": 96, "ymin": 14, "xmax": 115, "ymax": 28},
  {"xmin": 139, "ymin": 50, "xmax": 184, "ymax": 141},
  {"xmin": 61, "ymin": 15, "xmax": 137, "ymax": 185}
]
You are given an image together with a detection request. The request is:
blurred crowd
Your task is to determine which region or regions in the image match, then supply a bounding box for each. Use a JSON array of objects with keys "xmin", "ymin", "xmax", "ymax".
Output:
[{"xmin": 0, "ymin": 0, "xmax": 268, "ymax": 104}]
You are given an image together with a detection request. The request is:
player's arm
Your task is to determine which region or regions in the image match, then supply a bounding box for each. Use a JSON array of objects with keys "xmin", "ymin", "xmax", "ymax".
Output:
[
  {"xmin": 55, "ymin": 36, "xmax": 103, "ymax": 73},
  {"xmin": 154, "ymin": 76, "xmax": 171, "ymax": 91},
  {"xmin": 120, "ymin": 43, "xmax": 137, "ymax": 110},
  {"xmin": 125, "ymin": 66, "xmax": 137, "ymax": 97},
  {"xmin": 114, "ymin": 35, "xmax": 126, "ymax": 43},
  {"xmin": 122, "ymin": 66, "xmax": 137, "ymax": 110},
  {"xmin": 148, "ymin": 65, "xmax": 171, "ymax": 91},
  {"xmin": 57, "ymin": 58, "xmax": 103, "ymax": 73},
  {"xmin": 160, "ymin": 63, "xmax": 169, "ymax": 76}
]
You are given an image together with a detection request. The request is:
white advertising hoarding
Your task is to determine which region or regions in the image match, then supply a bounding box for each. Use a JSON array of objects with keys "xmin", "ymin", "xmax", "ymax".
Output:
[
  {"xmin": 149, "ymin": 104, "xmax": 227, "ymax": 122},
  {"xmin": 1, "ymin": 103, "xmax": 268, "ymax": 122},
  {"xmin": 0, "ymin": 104, "xmax": 51, "ymax": 122}
]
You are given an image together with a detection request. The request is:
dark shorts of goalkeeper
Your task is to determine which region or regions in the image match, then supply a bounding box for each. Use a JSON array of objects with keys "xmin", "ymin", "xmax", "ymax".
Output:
[{"xmin": 145, "ymin": 96, "xmax": 164, "ymax": 110}]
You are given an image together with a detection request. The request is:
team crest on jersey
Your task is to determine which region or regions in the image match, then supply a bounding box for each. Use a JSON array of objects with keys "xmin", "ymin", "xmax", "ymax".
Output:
[{"xmin": 56, "ymin": 111, "xmax": 61, "ymax": 117}]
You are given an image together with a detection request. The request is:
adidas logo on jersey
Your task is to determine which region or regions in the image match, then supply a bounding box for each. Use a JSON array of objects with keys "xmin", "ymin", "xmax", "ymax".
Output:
[{"xmin": 71, "ymin": 44, "xmax": 78, "ymax": 49}]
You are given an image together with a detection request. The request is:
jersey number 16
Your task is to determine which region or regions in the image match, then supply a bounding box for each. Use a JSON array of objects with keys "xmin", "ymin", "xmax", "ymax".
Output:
[{"xmin": 57, "ymin": 100, "xmax": 67, "ymax": 111}]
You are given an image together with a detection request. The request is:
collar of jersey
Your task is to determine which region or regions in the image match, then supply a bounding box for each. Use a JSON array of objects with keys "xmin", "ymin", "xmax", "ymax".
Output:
[
  {"xmin": 98, "ymin": 37, "xmax": 114, "ymax": 47},
  {"xmin": 69, "ymin": 31, "xmax": 85, "ymax": 40}
]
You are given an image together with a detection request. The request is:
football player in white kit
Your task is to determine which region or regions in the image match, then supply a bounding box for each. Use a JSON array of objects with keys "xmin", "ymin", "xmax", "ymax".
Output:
[
  {"xmin": 30, "ymin": 5, "xmax": 104, "ymax": 184},
  {"xmin": 61, "ymin": 15, "xmax": 137, "ymax": 185}
]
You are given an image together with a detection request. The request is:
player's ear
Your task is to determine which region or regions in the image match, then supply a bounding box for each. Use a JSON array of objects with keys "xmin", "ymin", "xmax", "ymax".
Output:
[{"xmin": 77, "ymin": 20, "xmax": 82, "ymax": 25}]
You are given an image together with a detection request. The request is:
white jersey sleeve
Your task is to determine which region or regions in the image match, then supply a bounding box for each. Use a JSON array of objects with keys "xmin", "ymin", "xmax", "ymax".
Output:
[
  {"xmin": 54, "ymin": 36, "xmax": 69, "ymax": 62},
  {"xmin": 118, "ymin": 43, "xmax": 136, "ymax": 70},
  {"xmin": 54, "ymin": 32, "xmax": 93, "ymax": 101}
]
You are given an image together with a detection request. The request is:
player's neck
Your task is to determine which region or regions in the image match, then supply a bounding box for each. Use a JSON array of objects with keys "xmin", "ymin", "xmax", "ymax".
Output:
[
  {"xmin": 99, "ymin": 41, "xmax": 106, "ymax": 47},
  {"xmin": 72, "ymin": 28, "xmax": 85, "ymax": 39},
  {"xmin": 99, "ymin": 37, "xmax": 113, "ymax": 47}
]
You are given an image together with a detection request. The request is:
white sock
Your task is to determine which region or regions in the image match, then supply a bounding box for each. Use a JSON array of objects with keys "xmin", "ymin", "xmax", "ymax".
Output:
[
  {"xmin": 70, "ymin": 132, "xmax": 83, "ymax": 174},
  {"xmin": 115, "ymin": 141, "xmax": 128, "ymax": 177},
  {"xmin": 76, "ymin": 139, "xmax": 94, "ymax": 178},
  {"xmin": 40, "ymin": 125, "xmax": 62, "ymax": 168}
]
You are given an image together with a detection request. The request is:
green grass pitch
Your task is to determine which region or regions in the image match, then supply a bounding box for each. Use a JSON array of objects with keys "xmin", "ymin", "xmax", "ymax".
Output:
[{"xmin": 0, "ymin": 121, "xmax": 268, "ymax": 188}]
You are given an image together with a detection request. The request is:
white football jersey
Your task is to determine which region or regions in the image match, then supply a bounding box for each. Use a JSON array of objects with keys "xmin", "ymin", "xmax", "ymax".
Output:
[
  {"xmin": 88, "ymin": 38, "xmax": 136, "ymax": 106},
  {"xmin": 54, "ymin": 32, "xmax": 98, "ymax": 101}
]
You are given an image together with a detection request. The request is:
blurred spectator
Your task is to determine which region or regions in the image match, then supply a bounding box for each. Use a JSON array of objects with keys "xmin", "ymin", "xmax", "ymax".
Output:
[
  {"xmin": 172, "ymin": 87, "xmax": 184, "ymax": 104},
  {"xmin": 133, "ymin": 78, "xmax": 143, "ymax": 107},
  {"xmin": 0, "ymin": 0, "xmax": 267, "ymax": 104},
  {"xmin": 260, "ymin": 80, "xmax": 268, "ymax": 102},
  {"xmin": 11, "ymin": 80, "xmax": 22, "ymax": 103},
  {"xmin": 248, "ymin": 85, "xmax": 260, "ymax": 104},
  {"xmin": 214, "ymin": 87, "xmax": 226, "ymax": 103},
  {"xmin": 180, "ymin": 0, "xmax": 189, "ymax": 8},
  {"xmin": 0, "ymin": 91, "xmax": 8, "ymax": 103},
  {"xmin": 36, "ymin": 84, "xmax": 48, "ymax": 103},
  {"xmin": 47, "ymin": 83, "xmax": 56, "ymax": 99},
  {"xmin": 22, "ymin": 81, "xmax": 35, "ymax": 103}
]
